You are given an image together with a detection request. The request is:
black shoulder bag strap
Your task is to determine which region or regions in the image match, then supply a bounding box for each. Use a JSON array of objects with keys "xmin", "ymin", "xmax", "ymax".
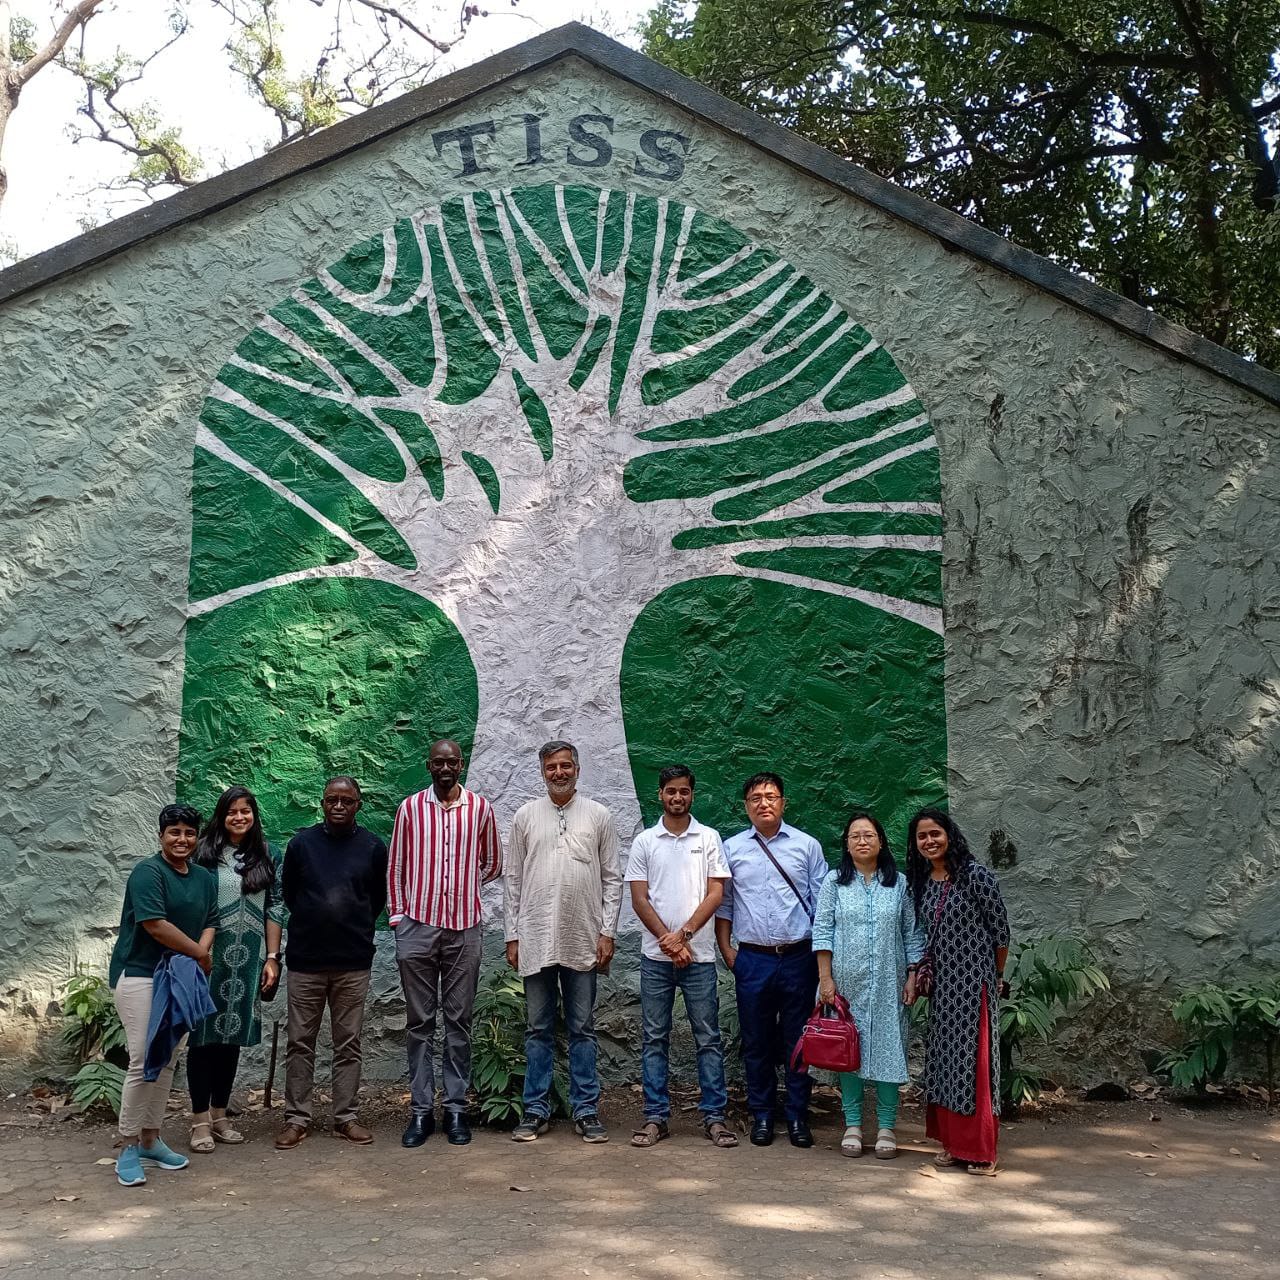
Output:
[{"xmin": 752, "ymin": 832, "xmax": 814, "ymax": 923}]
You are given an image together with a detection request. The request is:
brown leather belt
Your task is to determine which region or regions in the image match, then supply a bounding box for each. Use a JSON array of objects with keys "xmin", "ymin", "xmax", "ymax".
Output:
[{"xmin": 738, "ymin": 940, "xmax": 811, "ymax": 957}]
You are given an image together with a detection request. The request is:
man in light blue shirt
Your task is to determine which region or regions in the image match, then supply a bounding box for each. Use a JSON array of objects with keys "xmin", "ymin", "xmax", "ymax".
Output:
[{"xmin": 715, "ymin": 772, "xmax": 828, "ymax": 1148}]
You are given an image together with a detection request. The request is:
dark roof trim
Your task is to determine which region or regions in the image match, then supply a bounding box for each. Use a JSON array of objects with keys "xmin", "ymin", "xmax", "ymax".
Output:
[{"xmin": 2, "ymin": 22, "xmax": 1277, "ymax": 408}]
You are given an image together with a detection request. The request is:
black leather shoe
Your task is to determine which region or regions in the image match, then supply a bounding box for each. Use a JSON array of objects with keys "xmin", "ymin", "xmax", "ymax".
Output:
[
  {"xmin": 442, "ymin": 1112, "xmax": 472, "ymax": 1146},
  {"xmin": 787, "ymin": 1118, "xmax": 814, "ymax": 1148},
  {"xmin": 749, "ymin": 1116, "xmax": 775, "ymax": 1146},
  {"xmin": 401, "ymin": 1113, "xmax": 434, "ymax": 1147}
]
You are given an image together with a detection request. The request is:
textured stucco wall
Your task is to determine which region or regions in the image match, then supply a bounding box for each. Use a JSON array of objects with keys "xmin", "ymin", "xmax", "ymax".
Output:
[{"xmin": 2, "ymin": 56, "xmax": 1277, "ymax": 1085}]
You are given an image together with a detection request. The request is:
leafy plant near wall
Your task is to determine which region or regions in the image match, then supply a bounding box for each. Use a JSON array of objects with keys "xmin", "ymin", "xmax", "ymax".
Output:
[
  {"xmin": 999, "ymin": 938, "xmax": 1110, "ymax": 1111},
  {"xmin": 61, "ymin": 971, "xmax": 127, "ymax": 1116},
  {"xmin": 718, "ymin": 969, "xmax": 741, "ymax": 1062},
  {"xmin": 469, "ymin": 971, "xmax": 569, "ymax": 1126},
  {"xmin": 1158, "ymin": 980, "xmax": 1280, "ymax": 1105},
  {"xmin": 911, "ymin": 935, "xmax": 1109, "ymax": 1112}
]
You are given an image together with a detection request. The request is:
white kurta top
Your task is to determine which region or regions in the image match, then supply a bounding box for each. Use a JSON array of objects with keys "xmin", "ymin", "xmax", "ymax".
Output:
[{"xmin": 503, "ymin": 794, "xmax": 622, "ymax": 976}]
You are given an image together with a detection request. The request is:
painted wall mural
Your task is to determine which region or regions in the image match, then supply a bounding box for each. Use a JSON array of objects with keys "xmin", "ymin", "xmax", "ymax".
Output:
[{"xmin": 177, "ymin": 181, "xmax": 946, "ymax": 853}]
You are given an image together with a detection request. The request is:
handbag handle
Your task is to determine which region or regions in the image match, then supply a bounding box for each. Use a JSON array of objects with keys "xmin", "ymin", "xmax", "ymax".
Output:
[{"xmin": 811, "ymin": 992, "xmax": 853, "ymax": 1021}]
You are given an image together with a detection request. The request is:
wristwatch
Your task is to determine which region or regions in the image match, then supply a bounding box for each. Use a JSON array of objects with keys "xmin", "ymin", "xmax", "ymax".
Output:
[
  {"xmin": 266, "ymin": 952, "xmax": 282, "ymax": 962},
  {"xmin": 680, "ymin": 929, "xmax": 695, "ymax": 943}
]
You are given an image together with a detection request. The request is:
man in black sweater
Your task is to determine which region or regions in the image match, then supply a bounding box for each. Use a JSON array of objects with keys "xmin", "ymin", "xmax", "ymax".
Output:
[{"xmin": 276, "ymin": 776, "xmax": 388, "ymax": 1148}]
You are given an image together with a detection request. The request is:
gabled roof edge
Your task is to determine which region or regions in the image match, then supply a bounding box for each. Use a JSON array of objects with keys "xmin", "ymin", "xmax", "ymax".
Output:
[{"xmin": 1, "ymin": 21, "xmax": 1276, "ymax": 408}]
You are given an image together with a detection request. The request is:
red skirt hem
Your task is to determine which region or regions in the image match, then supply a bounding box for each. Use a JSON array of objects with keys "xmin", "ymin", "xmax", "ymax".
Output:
[{"xmin": 925, "ymin": 986, "xmax": 999, "ymax": 1164}]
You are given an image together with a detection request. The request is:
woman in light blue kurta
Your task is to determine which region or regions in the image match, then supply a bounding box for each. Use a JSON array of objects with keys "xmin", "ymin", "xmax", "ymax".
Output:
[{"xmin": 813, "ymin": 811, "xmax": 925, "ymax": 1159}]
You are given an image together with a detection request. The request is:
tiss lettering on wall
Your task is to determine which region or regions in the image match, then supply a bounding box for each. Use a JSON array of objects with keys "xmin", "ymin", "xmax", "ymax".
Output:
[{"xmin": 432, "ymin": 114, "xmax": 692, "ymax": 181}]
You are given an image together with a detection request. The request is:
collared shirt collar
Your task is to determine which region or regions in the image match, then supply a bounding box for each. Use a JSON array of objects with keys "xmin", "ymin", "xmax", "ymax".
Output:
[
  {"xmin": 424, "ymin": 786, "xmax": 468, "ymax": 808},
  {"xmin": 749, "ymin": 822, "xmax": 792, "ymax": 842},
  {"xmin": 654, "ymin": 814, "xmax": 704, "ymax": 840}
]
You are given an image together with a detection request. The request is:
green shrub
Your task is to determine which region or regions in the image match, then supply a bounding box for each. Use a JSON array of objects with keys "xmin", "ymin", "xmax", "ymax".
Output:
[
  {"xmin": 469, "ymin": 970, "xmax": 568, "ymax": 1126},
  {"xmin": 69, "ymin": 1060, "xmax": 125, "ymax": 1115},
  {"xmin": 912, "ymin": 935, "xmax": 1110, "ymax": 1111},
  {"xmin": 999, "ymin": 937, "xmax": 1109, "ymax": 1109},
  {"xmin": 60, "ymin": 970, "xmax": 127, "ymax": 1117},
  {"xmin": 1157, "ymin": 979, "xmax": 1280, "ymax": 1103}
]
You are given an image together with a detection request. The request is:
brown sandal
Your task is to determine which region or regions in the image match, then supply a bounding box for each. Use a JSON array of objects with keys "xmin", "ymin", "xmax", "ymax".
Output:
[
  {"xmin": 630, "ymin": 1120, "xmax": 669, "ymax": 1147},
  {"xmin": 705, "ymin": 1121, "xmax": 738, "ymax": 1148},
  {"xmin": 189, "ymin": 1122, "xmax": 215, "ymax": 1154},
  {"xmin": 966, "ymin": 1162, "xmax": 998, "ymax": 1177}
]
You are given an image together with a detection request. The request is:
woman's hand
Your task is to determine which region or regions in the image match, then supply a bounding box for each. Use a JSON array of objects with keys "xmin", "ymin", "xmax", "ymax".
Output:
[
  {"xmin": 196, "ymin": 945, "xmax": 213, "ymax": 976},
  {"xmin": 818, "ymin": 975, "xmax": 838, "ymax": 1005},
  {"xmin": 902, "ymin": 971, "xmax": 918, "ymax": 1007},
  {"xmin": 260, "ymin": 956, "xmax": 280, "ymax": 997}
]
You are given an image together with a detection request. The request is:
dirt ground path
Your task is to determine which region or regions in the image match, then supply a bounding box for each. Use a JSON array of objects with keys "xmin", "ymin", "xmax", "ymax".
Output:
[{"xmin": 1, "ymin": 1093, "xmax": 1275, "ymax": 1279}]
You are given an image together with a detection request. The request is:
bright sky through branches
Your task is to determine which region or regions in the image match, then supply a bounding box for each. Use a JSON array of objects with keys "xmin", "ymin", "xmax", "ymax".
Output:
[{"xmin": 1, "ymin": 0, "xmax": 648, "ymax": 263}]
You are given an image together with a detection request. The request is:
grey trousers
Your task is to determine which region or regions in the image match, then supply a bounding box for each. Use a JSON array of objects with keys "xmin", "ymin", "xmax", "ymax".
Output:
[
  {"xmin": 284, "ymin": 968, "xmax": 371, "ymax": 1127},
  {"xmin": 395, "ymin": 919, "xmax": 482, "ymax": 1115}
]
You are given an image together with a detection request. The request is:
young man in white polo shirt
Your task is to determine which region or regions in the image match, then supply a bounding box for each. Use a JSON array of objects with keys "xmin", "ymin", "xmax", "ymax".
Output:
[{"xmin": 624, "ymin": 765, "xmax": 736, "ymax": 1149}]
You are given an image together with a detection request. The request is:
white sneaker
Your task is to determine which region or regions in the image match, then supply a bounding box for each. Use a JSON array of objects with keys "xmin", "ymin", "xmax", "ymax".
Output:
[
  {"xmin": 840, "ymin": 1125, "xmax": 863, "ymax": 1158},
  {"xmin": 874, "ymin": 1128, "xmax": 898, "ymax": 1159}
]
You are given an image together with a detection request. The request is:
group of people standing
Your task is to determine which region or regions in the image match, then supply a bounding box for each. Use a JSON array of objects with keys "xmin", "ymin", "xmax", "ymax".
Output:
[{"xmin": 105, "ymin": 737, "xmax": 1010, "ymax": 1186}]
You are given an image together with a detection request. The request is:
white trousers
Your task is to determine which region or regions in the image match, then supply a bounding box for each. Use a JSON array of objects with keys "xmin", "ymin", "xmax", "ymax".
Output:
[{"xmin": 113, "ymin": 976, "xmax": 186, "ymax": 1137}]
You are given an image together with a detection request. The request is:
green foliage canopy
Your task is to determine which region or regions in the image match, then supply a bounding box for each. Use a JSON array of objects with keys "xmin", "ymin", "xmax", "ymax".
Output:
[{"xmin": 642, "ymin": 0, "xmax": 1280, "ymax": 367}]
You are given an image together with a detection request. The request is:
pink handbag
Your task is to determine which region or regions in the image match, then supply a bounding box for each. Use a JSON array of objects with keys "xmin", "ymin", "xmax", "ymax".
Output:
[{"xmin": 790, "ymin": 993, "xmax": 861, "ymax": 1073}]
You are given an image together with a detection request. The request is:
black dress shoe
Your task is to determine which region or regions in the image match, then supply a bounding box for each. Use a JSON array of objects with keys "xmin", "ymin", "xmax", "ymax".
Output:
[
  {"xmin": 787, "ymin": 1118, "xmax": 814, "ymax": 1148},
  {"xmin": 749, "ymin": 1116, "xmax": 775, "ymax": 1146},
  {"xmin": 442, "ymin": 1112, "xmax": 472, "ymax": 1146},
  {"xmin": 401, "ymin": 1113, "xmax": 435, "ymax": 1147}
]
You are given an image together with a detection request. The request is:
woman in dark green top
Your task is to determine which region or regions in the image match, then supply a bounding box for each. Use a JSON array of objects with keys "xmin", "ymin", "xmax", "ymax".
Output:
[
  {"xmin": 108, "ymin": 804, "xmax": 218, "ymax": 1189},
  {"xmin": 187, "ymin": 785, "xmax": 284, "ymax": 1152}
]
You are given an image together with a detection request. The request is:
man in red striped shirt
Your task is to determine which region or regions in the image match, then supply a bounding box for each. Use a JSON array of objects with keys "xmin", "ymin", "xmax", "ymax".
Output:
[{"xmin": 389, "ymin": 739, "xmax": 501, "ymax": 1148}]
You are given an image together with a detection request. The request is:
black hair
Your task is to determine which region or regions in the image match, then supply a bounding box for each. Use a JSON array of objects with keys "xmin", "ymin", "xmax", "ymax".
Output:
[
  {"xmin": 741, "ymin": 771, "xmax": 785, "ymax": 800},
  {"xmin": 658, "ymin": 764, "xmax": 695, "ymax": 790},
  {"xmin": 836, "ymin": 811, "xmax": 897, "ymax": 887},
  {"xmin": 538, "ymin": 740, "xmax": 579, "ymax": 766},
  {"xmin": 324, "ymin": 775, "xmax": 362, "ymax": 797},
  {"xmin": 195, "ymin": 786, "xmax": 274, "ymax": 896},
  {"xmin": 158, "ymin": 804, "xmax": 201, "ymax": 833},
  {"xmin": 906, "ymin": 807, "xmax": 976, "ymax": 920}
]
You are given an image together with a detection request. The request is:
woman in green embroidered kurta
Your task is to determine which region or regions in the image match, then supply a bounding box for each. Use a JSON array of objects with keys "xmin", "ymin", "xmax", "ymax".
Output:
[{"xmin": 187, "ymin": 786, "xmax": 284, "ymax": 1152}]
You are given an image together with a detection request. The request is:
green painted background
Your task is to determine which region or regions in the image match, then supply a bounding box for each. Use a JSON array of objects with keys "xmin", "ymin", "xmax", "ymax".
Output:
[{"xmin": 178, "ymin": 182, "xmax": 945, "ymax": 856}]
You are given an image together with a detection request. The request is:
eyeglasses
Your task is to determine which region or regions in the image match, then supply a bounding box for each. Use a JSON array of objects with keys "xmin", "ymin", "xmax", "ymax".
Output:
[
  {"xmin": 847, "ymin": 834, "xmax": 878, "ymax": 844},
  {"xmin": 746, "ymin": 793, "xmax": 782, "ymax": 805}
]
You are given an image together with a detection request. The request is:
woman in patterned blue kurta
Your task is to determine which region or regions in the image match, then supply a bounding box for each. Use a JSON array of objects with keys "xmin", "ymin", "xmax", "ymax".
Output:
[
  {"xmin": 813, "ymin": 812, "xmax": 925, "ymax": 1159},
  {"xmin": 187, "ymin": 786, "xmax": 284, "ymax": 1153}
]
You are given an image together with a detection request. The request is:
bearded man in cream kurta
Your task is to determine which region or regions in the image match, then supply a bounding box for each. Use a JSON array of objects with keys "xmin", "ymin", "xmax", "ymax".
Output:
[{"xmin": 504, "ymin": 739, "xmax": 622, "ymax": 1143}]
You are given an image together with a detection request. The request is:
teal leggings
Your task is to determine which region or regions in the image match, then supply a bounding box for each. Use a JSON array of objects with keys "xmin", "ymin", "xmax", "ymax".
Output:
[{"xmin": 839, "ymin": 1073, "xmax": 900, "ymax": 1129}]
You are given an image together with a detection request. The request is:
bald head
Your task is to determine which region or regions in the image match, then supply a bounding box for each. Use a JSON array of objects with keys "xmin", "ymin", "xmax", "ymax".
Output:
[{"xmin": 428, "ymin": 739, "xmax": 464, "ymax": 801}]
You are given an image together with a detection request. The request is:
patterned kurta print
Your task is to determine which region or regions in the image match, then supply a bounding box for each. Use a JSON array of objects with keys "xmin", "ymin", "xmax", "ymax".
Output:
[
  {"xmin": 921, "ymin": 864, "xmax": 1010, "ymax": 1115},
  {"xmin": 812, "ymin": 870, "xmax": 925, "ymax": 1083},
  {"xmin": 189, "ymin": 848, "xmax": 285, "ymax": 1048}
]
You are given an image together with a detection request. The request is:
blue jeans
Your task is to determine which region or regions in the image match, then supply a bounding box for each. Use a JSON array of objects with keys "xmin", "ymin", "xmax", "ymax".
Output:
[
  {"xmin": 640, "ymin": 957, "xmax": 728, "ymax": 1125},
  {"xmin": 732, "ymin": 945, "xmax": 818, "ymax": 1122},
  {"xmin": 522, "ymin": 965, "xmax": 599, "ymax": 1120}
]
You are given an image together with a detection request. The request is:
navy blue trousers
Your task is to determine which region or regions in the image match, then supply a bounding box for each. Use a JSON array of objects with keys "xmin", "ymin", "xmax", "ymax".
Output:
[{"xmin": 733, "ymin": 946, "xmax": 818, "ymax": 1122}]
